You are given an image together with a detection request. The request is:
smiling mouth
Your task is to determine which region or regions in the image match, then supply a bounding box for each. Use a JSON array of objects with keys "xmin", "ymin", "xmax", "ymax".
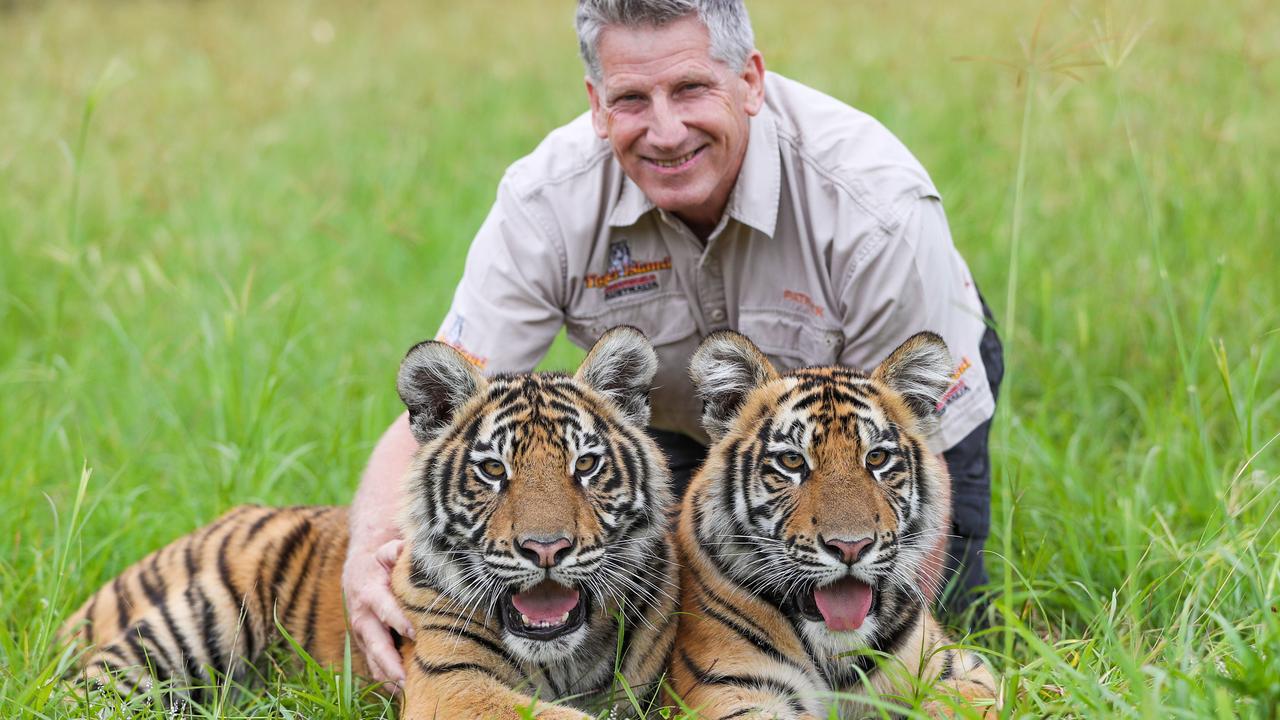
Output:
[
  {"xmin": 644, "ymin": 145, "xmax": 705, "ymax": 171},
  {"xmin": 500, "ymin": 580, "xmax": 589, "ymax": 640},
  {"xmin": 792, "ymin": 577, "xmax": 877, "ymax": 632}
]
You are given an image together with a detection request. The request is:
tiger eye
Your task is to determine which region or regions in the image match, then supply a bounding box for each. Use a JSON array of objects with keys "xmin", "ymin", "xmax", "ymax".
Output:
[
  {"xmin": 480, "ymin": 459, "xmax": 507, "ymax": 478},
  {"xmin": 778, "ymin": 451, "xmax": 806, "ymax": 471},
  {"xmin": 866, "ymin": 449, "xmax": 889, "ymax": 468},
  {"xmin": 575, "ymin": 454, "xmax": 600, "ymax": 474}
]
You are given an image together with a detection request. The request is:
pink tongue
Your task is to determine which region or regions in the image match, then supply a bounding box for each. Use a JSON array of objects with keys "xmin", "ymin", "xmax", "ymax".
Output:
[
  {"xmin": 813, "ymin": 577, "xmax": 874, "ymax": 632},
  {"xmin": 511, "ymin": 581, "xmax": 580, "ymax": 623}
]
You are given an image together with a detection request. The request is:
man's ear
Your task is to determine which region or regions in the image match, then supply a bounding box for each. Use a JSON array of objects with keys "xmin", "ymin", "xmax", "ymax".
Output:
[
  {"xmin": 397, "ymin": 341, "xmax": 488, "ymax": 443},
  {"xmin": 575, "ymin": 326, "xmax": 658, "ymax": 426},
  {"xmin": 741, "ymin": 50, "xmax": 766, "ymax": 116},
  {"xmin": 689, "ymin": 331, "xmax": 778, "ymax": 442},
  {"xmin": 586, "ymin": 77, "xmax": 609, "ymax": 138},
  {"xmin": 871, "ymin": 331, "xmax": 953, "ymax": 436}
]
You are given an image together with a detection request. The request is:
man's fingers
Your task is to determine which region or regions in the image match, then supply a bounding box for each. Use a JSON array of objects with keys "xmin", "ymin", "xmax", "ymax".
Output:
[
  {"xmin": 344, "ymin": 538, "xmax": 413, "ymax": 687},
  {"xmin": 366, "ymin": 651, "xmax": 403, "ymax": 696},
  {"xmin": 374, "ymin": 538, "xmax": 404, "ymax": 571},
  {"xmin": 370, "ymin": 587, "xmax": 416, "ymax": 640},
  {"xmin": 354, "ymin": 615, "xmax": 406, "ymax": 686}
]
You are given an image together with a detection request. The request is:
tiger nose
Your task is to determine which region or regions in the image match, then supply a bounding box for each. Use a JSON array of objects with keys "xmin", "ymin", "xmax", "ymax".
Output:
[
  {"xmin": 518, "ymin": 536, "xmax": 574, "ymax": 568},
  {"xmin": 821, "ymin": 536, "xmax": 874, "ymax": 565}
]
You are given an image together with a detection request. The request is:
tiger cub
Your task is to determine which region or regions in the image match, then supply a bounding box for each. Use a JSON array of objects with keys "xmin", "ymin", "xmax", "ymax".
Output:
[
  {"xmin": 669, "ymin": 331, "xmax": 999, "ymax": 719},
  {"xmin": 62, "ymin": 327, "xmax": 679, "ymax": 720}
]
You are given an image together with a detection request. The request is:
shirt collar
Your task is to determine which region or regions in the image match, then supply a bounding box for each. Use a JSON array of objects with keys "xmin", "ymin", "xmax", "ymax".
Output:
[
  {"xmin": 608, "ymin": 167, "xmax": 654, "ymax": 228},
  {"xmin": 607, "ymin": 107, "xmax": 781, "ymax": 238},
  {"xmin": 724, "ymin": 107, "xmax": 780, "ymax": 238}
]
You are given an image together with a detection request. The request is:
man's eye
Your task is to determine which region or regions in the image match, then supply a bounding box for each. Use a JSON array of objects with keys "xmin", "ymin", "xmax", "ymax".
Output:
[
  {"xmin": 866, "ymin": 449, "xmax": 889, "ymax": 469},
  {"xmin": 679, "ymin": 83, "xmax": 705, "ymax": 93},
  {"xmin": 776, "ymin": 451, "xmax": 806, "ymax": 471},
  {"xmin": 575, "ymin": 454, "xmax": 601, "ymax": 475},
  {"xmin": 479, "ymin": 459, "xmax": 507, "ymax": 479}
]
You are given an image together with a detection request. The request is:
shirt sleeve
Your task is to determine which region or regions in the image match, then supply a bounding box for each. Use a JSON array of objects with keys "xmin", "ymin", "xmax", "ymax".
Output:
[
  {"xmin": 837, "ymin": 198, "xmax": 994, "ymax": 453},
  {"xmin": 434, "ymin": 177, "xmax": 566, "ymax": 374}
]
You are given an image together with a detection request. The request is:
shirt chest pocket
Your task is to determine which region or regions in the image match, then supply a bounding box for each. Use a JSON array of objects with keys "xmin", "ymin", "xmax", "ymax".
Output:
[
  {"xmin": 737, "ymin": 308, "xmax": 844, "ymax": 371},
  {"xmin": 565, "ymin": 292, "xmax": 699, "ymax": 350}
]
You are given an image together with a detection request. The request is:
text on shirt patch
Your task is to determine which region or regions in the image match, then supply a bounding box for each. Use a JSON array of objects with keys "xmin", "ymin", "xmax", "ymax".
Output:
[
  {"xmin": 936, "ymin": 356, "xmax": 972, "ymax": 414},
  {"xmin": 585, "ymin": 241, "xmax": 672, "ymax": 300},
  {"xmin": 783, "ymin": 289, "xmax": 825, "ymax": 317}
]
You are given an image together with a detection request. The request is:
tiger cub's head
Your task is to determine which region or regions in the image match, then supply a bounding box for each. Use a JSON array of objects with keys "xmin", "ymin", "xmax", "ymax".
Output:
[
  {"xmin": 688, "ymin": 331, "xmax": 953, "ymax": 647},
  {"xmin": 396, "ymin": 327, "xmax": 672, "ymax": 661}
]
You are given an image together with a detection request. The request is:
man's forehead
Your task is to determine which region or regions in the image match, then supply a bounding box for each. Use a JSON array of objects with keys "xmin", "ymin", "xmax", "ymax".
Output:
[{"xmin": 595, "ymin": 16, "xmax": 722, "ymax": 86}]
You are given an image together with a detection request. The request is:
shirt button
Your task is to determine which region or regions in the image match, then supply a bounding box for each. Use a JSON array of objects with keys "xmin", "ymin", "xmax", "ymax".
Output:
[{"xmin": 709, "ymin": 308, "xmax": 726, "ymax": 323}]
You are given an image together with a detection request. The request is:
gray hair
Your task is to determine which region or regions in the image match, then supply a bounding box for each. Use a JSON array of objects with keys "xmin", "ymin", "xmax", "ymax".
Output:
[{"xmin": 575, "ymin": 0, "xmax": 756, "ymax": 85}]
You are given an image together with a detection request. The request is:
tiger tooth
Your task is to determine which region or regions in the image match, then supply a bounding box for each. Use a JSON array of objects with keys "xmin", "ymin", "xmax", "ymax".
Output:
[
  {"xmin": 559, "ymin": 612, "xmax": 569, "ymax": 623},
  {"xmin": 521, "ymin": 613, "xmax": 532, "ymax": 625}
]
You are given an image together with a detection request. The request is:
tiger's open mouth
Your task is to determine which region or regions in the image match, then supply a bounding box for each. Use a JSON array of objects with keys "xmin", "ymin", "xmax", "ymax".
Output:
[
  {"xmin": 500, "ymin": 580, "xmax": 589, "ymax": 640},
  {"xmin": 792, "ymin": 577, "xmax": 878, "ymax": 632}
]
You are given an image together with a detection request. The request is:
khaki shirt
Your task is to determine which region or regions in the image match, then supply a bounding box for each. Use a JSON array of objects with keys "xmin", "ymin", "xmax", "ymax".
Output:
[{"xmin": 435, "ymin": 73, "xmax": 994, "ymax": 452}]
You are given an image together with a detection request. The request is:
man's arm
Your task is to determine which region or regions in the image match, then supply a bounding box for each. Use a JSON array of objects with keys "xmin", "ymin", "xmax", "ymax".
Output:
[
  {"xmin": 837, "ymin": 198, "xmax": 995, "ymax": 454},
  {"xmin": 342, "ymin": 412, "xmax": 418, "ymax": 688},
  {"xmin": 343, "ymin": 177, "xmax": 567, "ymax": 685},
  {"xmin": 836, "ymin": 198, "xmax": 994, "ymax": 601}
]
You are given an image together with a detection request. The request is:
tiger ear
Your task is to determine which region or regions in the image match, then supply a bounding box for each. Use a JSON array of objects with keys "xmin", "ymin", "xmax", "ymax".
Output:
[
  {"xmin": 689, "ymin": 331, "xmax": 779, "ymax": 442},
  {"xmin": 575, "ymin": 326, "xmax": 658, "ymax": 426},
  {"xmin": 397, "ymin": 341, "xmax": 488, "ymax": 443},
  {"xmin": 872, "ymin": 331, "xmax": 953, "ymax": 435}
]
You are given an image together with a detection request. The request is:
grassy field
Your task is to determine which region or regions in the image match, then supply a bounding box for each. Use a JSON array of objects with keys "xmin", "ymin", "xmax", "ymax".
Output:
[{"xmin": 2, "ymin": 0, "xmax": 1278, "ymax": 717}]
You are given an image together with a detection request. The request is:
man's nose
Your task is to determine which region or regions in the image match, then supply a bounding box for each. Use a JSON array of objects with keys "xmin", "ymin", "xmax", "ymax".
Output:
[{"xmin": 646, "ymin": 95, "xmax": 689, "ymax": 149}]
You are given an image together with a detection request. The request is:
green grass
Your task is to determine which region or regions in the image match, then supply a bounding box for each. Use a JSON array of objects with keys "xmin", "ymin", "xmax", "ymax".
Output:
[{"xmin": 2, "ymin": 0, "xmax": 1278, "ymax": 717}]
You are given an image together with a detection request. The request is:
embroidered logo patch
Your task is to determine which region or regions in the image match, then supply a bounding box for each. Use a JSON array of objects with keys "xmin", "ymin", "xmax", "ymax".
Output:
[
  {"xmin": 782, "ymin": 289, "xmax": 825, "ymax": 317},
  {"xmin": 936, "ymin": 356, "xmax": 973, "ymax": 414},
  {"xmin": 585, "ymin": 241, "xmax": 672, "ymax": 301},
  {"xmin": 435, "ymin": 314, "xmax": 489, "ymax": 369},
  {"xmin": 608, "ymin": 242, "xmax": 632, "ymax": 273}
]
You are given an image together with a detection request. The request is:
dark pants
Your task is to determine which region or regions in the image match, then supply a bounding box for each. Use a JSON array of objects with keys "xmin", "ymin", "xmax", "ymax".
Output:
[
  {"xmin": 649, "ymin": 302, "xmax": 1003, "ymax": 623},
  {"xmin": 648, "ymin": 428, "xmax": 711, "ymax": 499},
  {"xmin": 938, "ymin": 297, "xmax": 1003, "ymax": 623}
]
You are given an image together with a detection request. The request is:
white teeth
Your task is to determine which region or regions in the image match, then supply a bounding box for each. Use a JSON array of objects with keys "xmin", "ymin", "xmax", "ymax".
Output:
[
  {"xmin": 518, "ymin": 612, "xmax": 571, "ymax": 628},
  {"xmin": 650, "ymin": 150, "xmax": 696, "ymax": 168}
]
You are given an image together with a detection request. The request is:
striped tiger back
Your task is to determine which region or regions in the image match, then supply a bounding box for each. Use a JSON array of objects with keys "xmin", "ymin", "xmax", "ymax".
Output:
[
  {"xmin": 60, "ymin": 327, "xmax": 679, "ymax": 719},
  {"xmin": 669, "ymin": 331, "xmax": 1000, "ymax": 719},
  {"xmin": 61, "ymin": 505, "xmax": 356, "ymax": 698}
]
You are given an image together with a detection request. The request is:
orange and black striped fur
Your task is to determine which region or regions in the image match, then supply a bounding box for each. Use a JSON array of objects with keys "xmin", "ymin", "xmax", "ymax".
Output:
[
  {"xmin": 669, "ymin": 331, "xmax": 999, "ymax": 719},
  {"xmin": 60, "ymin": 504, "xmax": 356, "ymax": 703},
  {"xmin": 61, "ymin": 327, "xmax": 679, "ymax": 719}
]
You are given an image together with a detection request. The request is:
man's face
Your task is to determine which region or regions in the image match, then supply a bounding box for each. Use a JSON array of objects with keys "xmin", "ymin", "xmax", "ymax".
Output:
[{"xmin": 586, "ymin": 15, "xmax": 765, "ymax": 233}]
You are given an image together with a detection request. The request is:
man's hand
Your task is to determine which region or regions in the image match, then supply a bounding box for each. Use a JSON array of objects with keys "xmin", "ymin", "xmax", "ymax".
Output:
[
  {"xmin": 343, "ymin": 537, "xmax": 414, "ymax": 690},
  {"xmin": 344, "ymin": 412, "xmax": 420, "ymax": 690}
]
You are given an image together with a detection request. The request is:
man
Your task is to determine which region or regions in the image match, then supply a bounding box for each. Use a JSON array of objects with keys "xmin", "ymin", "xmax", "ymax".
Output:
[{"xmin": 344, "ymin": 0, "xmax": 1003, "ymax": 688}]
